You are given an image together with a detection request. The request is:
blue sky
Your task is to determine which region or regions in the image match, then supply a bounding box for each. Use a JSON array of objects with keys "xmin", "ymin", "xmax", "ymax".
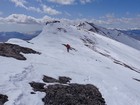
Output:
[{"xmin": 0, "ymin": 0, "xmax": 140, "ymax": 32}]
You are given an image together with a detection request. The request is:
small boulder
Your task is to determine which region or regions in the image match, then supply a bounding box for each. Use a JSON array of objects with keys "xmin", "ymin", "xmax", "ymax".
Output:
[
  {"xmin": 0, "ymin": 94, "xmax": 8, "ymax": 105},
  {"xmin": 29, "ymin": 81, "xmax": 46, "ymax": 92},
  {"xmin": 58, "ymin": 76, "xmax": 72, "ymax": 84},
  {"xmin": 42, "ymin": 75, "xmax": 58, "ymax": 83}
]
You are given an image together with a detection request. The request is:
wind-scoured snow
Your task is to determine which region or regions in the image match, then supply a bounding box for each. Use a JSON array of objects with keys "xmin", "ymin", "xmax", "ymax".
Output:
[{"xmin": 0, "ymin": 21, "xmax": 140, "ymax": 105}]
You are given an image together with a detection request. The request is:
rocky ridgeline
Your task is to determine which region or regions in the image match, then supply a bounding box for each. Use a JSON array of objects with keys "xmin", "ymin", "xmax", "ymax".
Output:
[
  {"xmin": 29, "ymin": 75, "xmax": 106, "ymax": 105},
  {"xmin": 0, "ymin": 43, "xmax": 40, "ymax": 60}
]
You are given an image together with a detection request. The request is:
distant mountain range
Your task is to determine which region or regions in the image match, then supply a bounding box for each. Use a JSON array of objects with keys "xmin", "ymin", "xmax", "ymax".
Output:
[
  {"xmin": 120, "ymin": 29, "xmax": 140, "ymax": 41},
  {"xmin": 0, "ymin": 30, "xmax": 42, "ymax": 42}
]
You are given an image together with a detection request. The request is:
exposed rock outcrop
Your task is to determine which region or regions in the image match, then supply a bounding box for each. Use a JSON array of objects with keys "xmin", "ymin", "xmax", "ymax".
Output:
[
  {"xmin": 0, "ymin": 43, "xmax": 40, "ymax": 60},
  {"xmin": 29, "ymin": 75, "xmax": 106, "ymax": 105},
  {"xmin": 46, "ymin": 20, "xmax": 60, "ymax": 25},
  {"xmin": 43, "ymin": 83, "xmax": 105, "ymax": 105}
]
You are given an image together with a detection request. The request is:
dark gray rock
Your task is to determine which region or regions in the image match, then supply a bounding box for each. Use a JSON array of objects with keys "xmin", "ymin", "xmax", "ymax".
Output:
[
  {"xmin": 58, "ymin": 76, "xmax": 71, "ymax": 84},
  {"xmin": 46, "ymin": 21, "xmax": 60, "ymax": 25},
  {"xmin": 30, "ymin": 92, "xmax": 36, "ymax": 94},
  {"xmin": 29, "ymin": 75, "xmax": 106, "ymax": 105},
  {"xmin": 0, "ymin": 94, "xmax": 8, "ymax": 105},
  {"xmin": 133, "ymin": 78, "xmax": 140, "ymax": 82},
  {"xmin": 43, "ymin": 75, "xmax": 59, "ymax": 83},
  {"xmin": 0, "ymin": 43, "xmax": 40, "ymax": 60},
  {"xmin": 43, "ymin": 83, "xmax": 106, "ymax": 105},
  {"xmin": 57, "ymin": 28, "xmax": 67, "ymax": 33},
  {"xmin": 29, "ymin": 81, "xmax": 46, "ymax": 92},
  {"xmin": 42, "ymin": 75, "xmax": 72, "ymax": 84}
]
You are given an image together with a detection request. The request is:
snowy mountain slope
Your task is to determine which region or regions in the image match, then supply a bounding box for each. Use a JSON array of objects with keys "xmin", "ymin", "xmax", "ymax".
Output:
[
  {"xmin": 76, "ymin": 22, "xmax": 140, "ymax": 50},
  {"xmin": 0, "ymin": 21, "xmax": 140, "ymax": 105}
]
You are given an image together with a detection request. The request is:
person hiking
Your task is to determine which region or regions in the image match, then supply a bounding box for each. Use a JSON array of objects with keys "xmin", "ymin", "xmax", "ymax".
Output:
[
  {"xmin": 62, "ymin": 44, "xmax": 77, "ymax": 52},
  {"xmin": 66, "ymin": 44, "xmax": 71, "ymax": 52}
]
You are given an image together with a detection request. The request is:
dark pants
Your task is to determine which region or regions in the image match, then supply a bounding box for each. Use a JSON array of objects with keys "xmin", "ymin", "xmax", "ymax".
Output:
[{"xmin": 67, "ymin": 48, "xmax": 70, "ymax": 52}]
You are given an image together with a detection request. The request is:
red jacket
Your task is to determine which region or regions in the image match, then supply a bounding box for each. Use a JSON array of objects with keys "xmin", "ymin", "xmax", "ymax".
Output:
[{"xmin": 66, "ymin": 44, "xmax": 70, "ymax": 49}]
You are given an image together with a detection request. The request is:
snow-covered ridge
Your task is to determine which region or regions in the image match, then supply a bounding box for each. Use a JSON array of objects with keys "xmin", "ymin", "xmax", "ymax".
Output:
[
  {"xmin": 0, "ymin": 20, "xmax": 140, "ymax": 105},
  {"xmin": 76, "ymin": 21, "xmax": 140, "ymax": 50}
]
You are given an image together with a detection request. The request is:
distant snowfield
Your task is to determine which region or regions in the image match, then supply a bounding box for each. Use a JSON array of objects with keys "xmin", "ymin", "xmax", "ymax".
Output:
[{"xmin": 0, "ymin": 21, "xmax": 140, "ymax": 105}]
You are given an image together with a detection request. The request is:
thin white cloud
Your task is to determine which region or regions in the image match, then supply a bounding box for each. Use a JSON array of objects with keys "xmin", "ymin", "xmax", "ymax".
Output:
[
  {"xmin": 65, "ymin": 12, "xmax": 71, "ymax": 16},
  {"xmin": 80, "ymin": 0, "xmax": 93, "ymax": 4},
  {"xmin": 105, "ymin": 13, "xmax": 115, "ymax": 18},
  {"xmin": 0, "ymin": 14, "xmax": 140, "ymax": 29},
  {"xmin": 5, "ymin": 14, "xmax": 40, "ymax": 24},
  {"xmin": 11, "ymin": 0, "xmax": 27, "ymax": 8},
  {"xmin": 0, "ymin": 14, "xmax": 55, "ymax": 25},
  {"xmin": 10, "ymin": 0, "xmax": 61, "ymax": 15},
  {"xmin": 36, "ymin": 0, "xmax": 42, "ymax": 2},
  {"xmin": 126, "ymin": 12, "xmax": 130, "ymax": 16},
  {"xmin": 27, "ymin": 6, "xmax": 42, "ymax": 13},
  {"xmin": 137, "ymin": 14, "xmax": 140, "ymax": 17},
  {"xmin": 48, "ymin": 0, "xmax": 95, "ymax": 4},
  {"xmin": 91, "ymin": 14, "xmax": 140, "ymax": 29},
  {"xmin": 42, "ymin": 5, "xmax": 61, "ymax": 15},
  {"xmin": 0, "ymin": 11, "xmax": 3, "ymax": 15},
  {"xmin": 48, "ymin": 0, "xmax": 75, "ymax": 5},
  {"xmin": 78, "ymin": 13, "xmax": 83, "ymax": 17},
  {"xmin": 11, "ymin": 0, "xmax": 39, "ymax": 12}
]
